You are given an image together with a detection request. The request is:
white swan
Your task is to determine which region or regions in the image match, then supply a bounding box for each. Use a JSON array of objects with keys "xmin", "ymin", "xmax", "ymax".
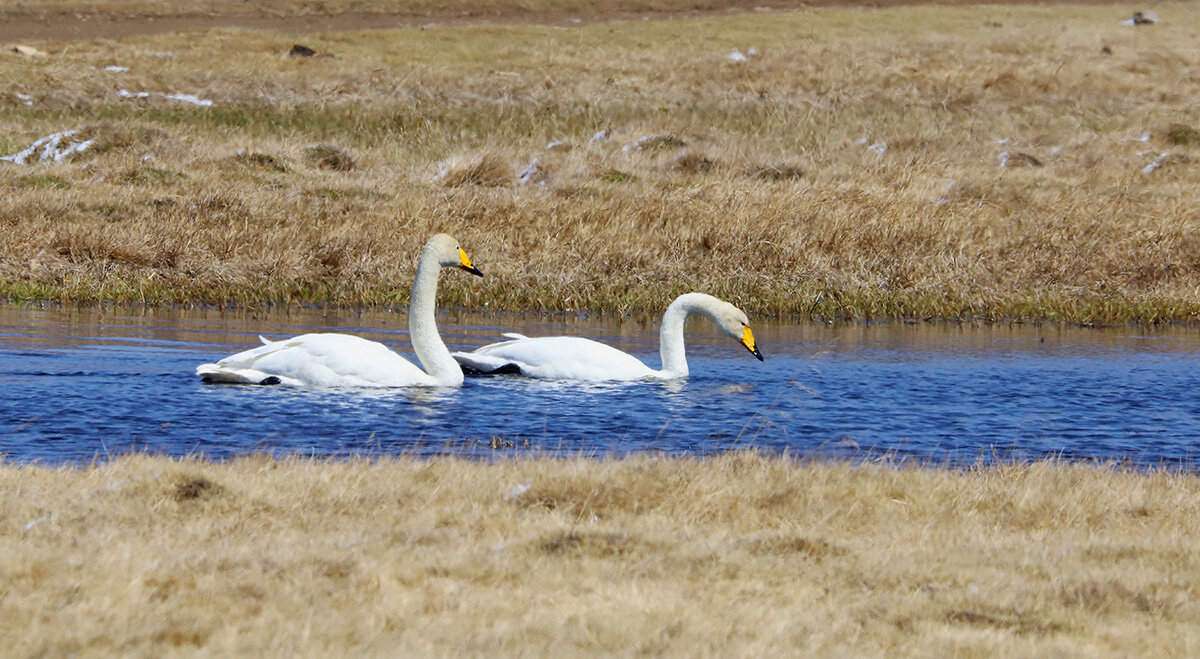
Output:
[
  {"xmin": 195, "ymin": 234, "xmax": 483, "ymax": 387},
  {"xmin": 452, "ymin": 292, "xmax": 763, "ymax": 381}
]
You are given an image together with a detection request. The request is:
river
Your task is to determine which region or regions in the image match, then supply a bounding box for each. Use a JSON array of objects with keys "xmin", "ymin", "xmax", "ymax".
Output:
[{"xmin": 2, "ymin": 305, "xmax": 1198, "ymax": 467}]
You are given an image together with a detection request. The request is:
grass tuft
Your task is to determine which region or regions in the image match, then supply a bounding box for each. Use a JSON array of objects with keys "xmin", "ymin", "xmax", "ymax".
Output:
[
  {"xmin": 437, "ymin": 153, "xmax": 514, "ymax": 187},
  {"xmin": 304, "ymin": 144, "xmax": 355, "ymax": 171},
  {"xmin": 1165, "ymin": 123, "xmax": 1200, "ymax": 145},
  {"xmin": 662, "ymin": 149, "xmax": 715, "ymax": 174},
  {"xmin": 172, "ymin": 475, "xmax": 221, "ymax": 501},
  {"xmin": 232, "ymin": 151, "xmax": 289, "ymax": 172},
  {"xmin": 745, "ymin": 163, "xmax": 805, "ymax": 181}
]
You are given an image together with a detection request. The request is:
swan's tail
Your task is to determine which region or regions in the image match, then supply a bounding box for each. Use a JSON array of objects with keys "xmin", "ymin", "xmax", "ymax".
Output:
[
  {"xmin": 196, "ymin": 363, "xmax": 285, "ymax": 385},
  {"xmin": 450, "ymin": 351, "xmax": 523, "ymax": 375}
]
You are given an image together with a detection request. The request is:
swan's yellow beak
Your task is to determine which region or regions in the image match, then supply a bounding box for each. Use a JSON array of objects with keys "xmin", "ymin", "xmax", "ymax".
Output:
[
  {"xmin": 458, "ymin": 247, "xmax": 484, "ymax": 277},
  {"xmin": 741, "ymin": 326, "xmax": 764, "ymax": 361}
]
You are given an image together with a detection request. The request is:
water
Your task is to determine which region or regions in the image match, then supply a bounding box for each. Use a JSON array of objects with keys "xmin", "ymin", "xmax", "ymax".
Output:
[{"xmin": 2, "ymin": 305, "xmax": 1200, "ymax": 467}]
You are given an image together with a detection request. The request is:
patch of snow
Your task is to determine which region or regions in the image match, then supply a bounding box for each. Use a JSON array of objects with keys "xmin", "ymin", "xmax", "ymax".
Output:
[
  {"xmin": 726, "ymin": 48, "xmax": 748, "ymax": 62},
  {"xmin": 164, "ymin": 92, "xmax": 213, "ymax": 107},
  {"xmin": 103, "ymin": 65, "xmax": 130, "ymax": 72},
  {"xmin": 118, "ymin": 89, "xmax": 213, "ymax": 106},
  {"xmin": 589, "ymin": 129, "xmax": 610, "ymax": 143},
  {"xmin": 506, "ymin": 483, "xmax": 531, "ymax": 500},
  {"xmin": 517, "ymin": 158, "xmax": 545, "ymax": 184},
  {"xmin": 1142, "ymin": 152, "xmax": 1170, "ymax": 174},
  {"xmin": 934, "ymin": 179, "xmax": 958, "ymax": 206},
  {"xmin": 1, "ymin": 129, "xmax": 94, "ymax": 166},
  {"xmin": 24, "ymin": 516, "xmax": 50, "ymax": 531},
  {"xmin": 53, "ymin": 138, "xmax": 95, "ymax": 162}
]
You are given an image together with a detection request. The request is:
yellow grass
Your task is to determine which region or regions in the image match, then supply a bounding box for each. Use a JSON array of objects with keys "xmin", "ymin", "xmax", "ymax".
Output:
[
  {"xmin": 3, "ymin": 453, "xmax": 1200, "ymax": 655},
  {"xmin": 2, "ymin": 4, "xmax": 1199, "ymax": 323}
]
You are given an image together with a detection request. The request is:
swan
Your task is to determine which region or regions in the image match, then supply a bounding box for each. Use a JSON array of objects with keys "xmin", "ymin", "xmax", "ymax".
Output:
[
  {"xmin": 452, "ymin": 293, "xmax": 763, "ymax": 381},
  {"xmin": 196, "ymin": 234, "xmax": 483, "ymax": 387}
]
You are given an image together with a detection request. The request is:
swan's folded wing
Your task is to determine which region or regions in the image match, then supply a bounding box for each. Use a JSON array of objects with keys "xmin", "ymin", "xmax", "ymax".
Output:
[
  {"xmin": 454, "ymin": 336, "xmax": 655, "ymax": 381},
  {"xmin": 452, "ymin": 334, "xmax": 537, "ymax": 373},
  {"xmin": 198, "ymin": 333, "xmax": 428, "ymax": 386},
  {"xmin": 211, "ymin": 337, "xmax": 303, "ymax": 370}
]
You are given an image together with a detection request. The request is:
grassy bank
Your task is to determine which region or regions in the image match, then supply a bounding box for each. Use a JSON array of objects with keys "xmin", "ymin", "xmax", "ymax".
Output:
[
  {"xmin": 1, "ymin": 0, "xmax": 1126, "ymax": 21},
  {"xmin": 2, "ymin": 4, "xmax": 1200, "ymax": 323},
  {"xmin": 3, "ymin": 453, "xmax": 1198, "ymax": 655}
]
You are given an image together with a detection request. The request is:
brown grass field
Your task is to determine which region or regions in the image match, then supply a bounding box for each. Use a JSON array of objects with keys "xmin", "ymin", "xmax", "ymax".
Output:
[
  {"xmin": 0, "ymin": 2, "xmax": 1198, "ymax": 323},
  {"xmin": 4, "ymin": 453, "xmax": 1200, "ymax": 656}
]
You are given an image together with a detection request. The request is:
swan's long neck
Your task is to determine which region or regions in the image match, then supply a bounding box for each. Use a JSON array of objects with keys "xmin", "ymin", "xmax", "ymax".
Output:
[
  {"xmin": 658, "ymin": 294, "xmax": 704, "ymax": 378},
  {"xmin": 409, "ymin": 247, "xmax": 463, "ymax": 386}
]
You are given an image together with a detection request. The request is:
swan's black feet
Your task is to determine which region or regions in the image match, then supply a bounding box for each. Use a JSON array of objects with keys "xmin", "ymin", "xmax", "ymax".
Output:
[{"xmin": 259, "ymin": 376, "xmax": 282, "ymax": 385}]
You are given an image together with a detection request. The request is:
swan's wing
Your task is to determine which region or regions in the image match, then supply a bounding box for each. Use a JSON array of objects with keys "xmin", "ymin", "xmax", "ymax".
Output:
[
  {"xmin": 197, "ymin": 333, "xmax": 430, "ymax": 386},
  {"xmin": 453, "ymin": 336, "xmax": 656, "ymax": 381}
]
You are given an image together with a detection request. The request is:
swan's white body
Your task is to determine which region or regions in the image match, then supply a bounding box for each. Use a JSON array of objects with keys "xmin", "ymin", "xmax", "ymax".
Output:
[
  {"xmin": 194, "ymin": 333, "xmax": 437, "ymax": 387},
  {"xmin": 452, "ymin": 293, "xmax": 762, "ymax": 382},
  {"xmin": 196, "ymin": 234, "xmax": 482, "ymax": 387}
]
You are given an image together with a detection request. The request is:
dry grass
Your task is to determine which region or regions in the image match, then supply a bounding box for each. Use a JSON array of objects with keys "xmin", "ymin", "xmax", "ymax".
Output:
[
  {"xmin": 3, "ymin": 452, "xmax": 1200, "ymax": 655},
  {"xmin": 2, "ymin": 0, "xmax": 1095, "ymax": 21},
  {"xmin": 0, "ymin": 0, "xmax": 765, "ymax": 18},
  {"xmin": 2, "ymin": 4, "xmax": 1200, "ymax": 323}
]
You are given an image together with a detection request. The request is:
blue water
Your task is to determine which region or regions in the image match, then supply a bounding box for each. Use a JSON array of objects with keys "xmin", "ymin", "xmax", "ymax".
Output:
[{"xmin": 2, "ymin": 306, "xmax": 1200, "ymax": 467}]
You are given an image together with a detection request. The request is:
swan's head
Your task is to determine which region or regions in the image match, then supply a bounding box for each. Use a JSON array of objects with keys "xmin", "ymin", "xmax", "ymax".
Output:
[
  {"xmin": 426, "ymin": 233, "xmax": 483, "ymax": 277},
  {"xmin": 698, "ymin": 295, "xmax": 763, "ymax": 361}
]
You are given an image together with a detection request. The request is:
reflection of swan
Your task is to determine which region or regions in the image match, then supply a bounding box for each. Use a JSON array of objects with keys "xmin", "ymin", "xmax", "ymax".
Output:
[
  {"xmin": 453, "ymin": 293, "xmax": 763, "ymax": 381},
  {"xmin": 196, "ymin": 234, "xmax": 483, "ymax": 386}
]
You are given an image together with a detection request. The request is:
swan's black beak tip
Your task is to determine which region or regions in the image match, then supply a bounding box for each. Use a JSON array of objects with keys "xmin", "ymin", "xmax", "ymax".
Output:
[
  {"xmin": 461, "ymin": 265, "xmax": 484, "ymax": 277},
  {"xmin": 741, "ymin": 327, "xmax": 763, "ymax": 361}
]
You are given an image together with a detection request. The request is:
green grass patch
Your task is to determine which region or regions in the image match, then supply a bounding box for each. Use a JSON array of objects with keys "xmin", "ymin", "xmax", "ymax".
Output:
[{"xmin": 17, "ymin": 174, "xmax": 71, "ymax": 189}]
